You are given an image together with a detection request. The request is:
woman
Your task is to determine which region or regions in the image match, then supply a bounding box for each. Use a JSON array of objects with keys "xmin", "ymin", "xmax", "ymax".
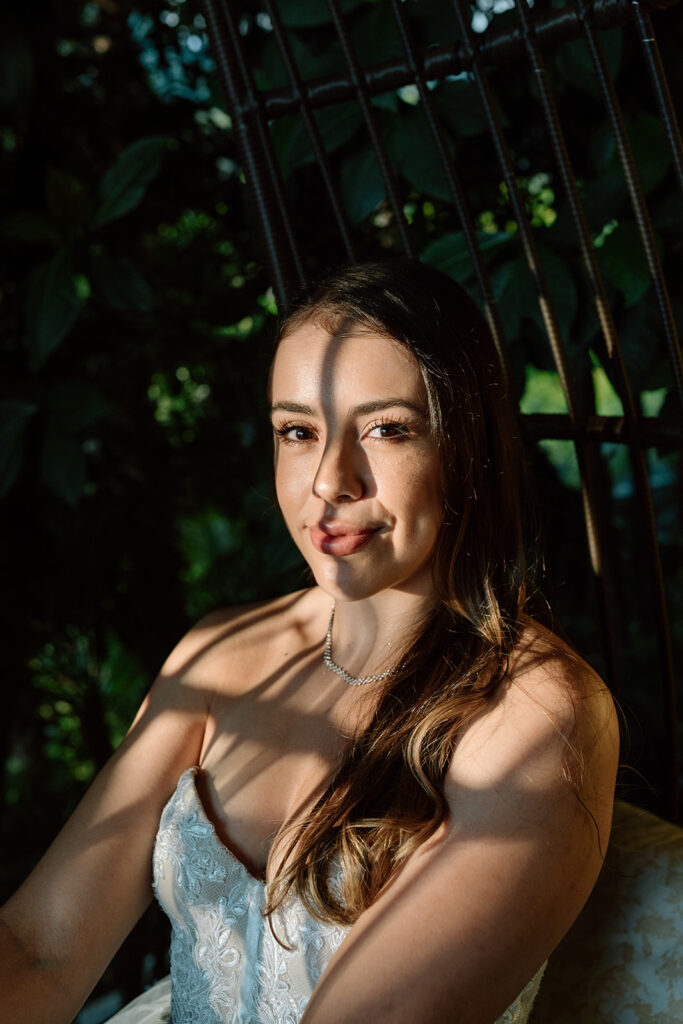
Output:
[{"xmin": 0, "ymin": 259, "xmax": 618, "ymax": 1024}]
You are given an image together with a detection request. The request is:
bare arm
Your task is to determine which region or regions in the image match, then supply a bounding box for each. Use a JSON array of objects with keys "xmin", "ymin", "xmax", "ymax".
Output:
[
  {"xmin": 0, "ymin": 615, "xmax": 221, "ymax": 1024},
  {"xmin": 302, "ymin": 653, "xmax": 619, "ymax": 1024}
]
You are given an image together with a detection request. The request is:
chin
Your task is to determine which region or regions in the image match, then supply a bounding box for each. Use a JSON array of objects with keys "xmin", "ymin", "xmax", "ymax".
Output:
[{"xmin": 309, "ymin": 561, "xmax": 382, "ymax": 602}]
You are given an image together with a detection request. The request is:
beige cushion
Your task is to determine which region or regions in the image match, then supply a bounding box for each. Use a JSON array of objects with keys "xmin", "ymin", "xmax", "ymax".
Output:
[{"xmin": 532, "ymin": 801, "xmax": 683, "ymax": 1023}]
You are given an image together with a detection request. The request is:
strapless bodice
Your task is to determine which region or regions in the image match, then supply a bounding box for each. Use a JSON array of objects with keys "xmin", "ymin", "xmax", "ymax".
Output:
[{"xmin": 108, "ymin": 766, "xmax": 546, "ymax": 1023}]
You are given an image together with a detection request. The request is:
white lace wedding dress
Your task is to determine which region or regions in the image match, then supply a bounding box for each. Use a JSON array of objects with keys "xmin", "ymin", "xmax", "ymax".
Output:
[{"xmin": 106, "ymin": 767, "xmax": 546, "ymax": 1024}]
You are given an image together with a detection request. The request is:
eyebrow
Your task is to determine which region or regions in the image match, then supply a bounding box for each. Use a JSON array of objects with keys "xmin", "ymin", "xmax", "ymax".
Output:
[{"xmin": 270, "ymin": 398, "xmax": 427, "ymax": 417}]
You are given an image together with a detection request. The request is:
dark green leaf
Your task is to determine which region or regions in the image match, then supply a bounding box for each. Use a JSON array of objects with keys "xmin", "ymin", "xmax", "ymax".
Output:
[
  {"xmin": 26, "ymin": 248, "xmax": 83, "ymax": 366},
  {"xmin": 91, "ymin": 137, "xmax": 168, "ymax": 229},
  {"xmin": 0, "ymin": 400, "xmax": 37, "ymax": 497},
  {"xmin": 45, "ymin": 380, "xmax": 110, "ymax": 433},
  {"xmin": 278, "ymin": 0, "xmax": 361, "ymax": 28},
  {"xmin": 435, "ymin": 81, "xmax": 489, "ymax": 139},
  {"xmin": 0, "ymin": 21, "xmax": 33, "ymax": 113},
  {"xmin": 254, "ymin": 34, "xmax": 345, "ymax": 91},
  {"xmin": 621, "ymin": 114, "xmax": 671, "ymax": 196},
  {"xmin": 41, "ymin": 420, "xmax": 86, "ymax": 507},
  {"xmin": 554, "ymin": 29, "xmax": 622, "ymax": 98},
  {"xmin": 372, "ymin": 92, "xmax": 399, "ymax": 113},
  {"xmin": 651, "ymin": 193, "xmax": 683, "ymax": 236},
  {"xmin": 271, "ymin": 103, "xmax": 363, "ymax": 179},
  {"xmin": 598, "ymin": 220, "xmax": 660, "ymax": 306},
  {"xmin": 491, "ymin": 245, "xmax": 578, "ymax": 347},
  {"xmin": 0, "ymin": 211, "xmax": 61, "ymax": 245},
  {"xmin": 617, "ymin": 301, "xmax": 661, "ymax": 384},
  {"xmin": 410, "ymin": 0, "xmax": 458, "ymax": 41},
  {"xmin": 529, "ymin": 243, "xmax": 578, "ymax": 341},
  {"xmin": 422, "ymin": 230, "xmax": 511, "ymax": 283},
  {"xmin": 90, "ymin": 253, "xmax": 154, "ymax": 312},
  {"xmin": 390, "ymin": 108, "xmax": 454, "ymax": 201},
  {"xmin": 491, "ymin": 254, "xmax": 535, "ymax": 342},
  {"xmin": 45, "ymin": 168, "xmax": 91, "ymax": 231},
  {"xmin": 352, "ymin": 5, "xmax": 404, "ymax": 66},
  {"xmin": 341, "ymin": 148, "xmax": 385, "ymax": 223},
  {"xmin": 580, "ymin": 172, "xmax": 626, "ymax": 229}
]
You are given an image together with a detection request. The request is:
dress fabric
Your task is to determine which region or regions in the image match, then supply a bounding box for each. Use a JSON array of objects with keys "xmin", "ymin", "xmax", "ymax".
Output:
[{"xmin": 107, "ymin": 767, "xmax": 546, "ymax": 1024}]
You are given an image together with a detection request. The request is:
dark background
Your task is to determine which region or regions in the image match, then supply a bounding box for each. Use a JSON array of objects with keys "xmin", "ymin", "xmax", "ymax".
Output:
[{"xmin": 1, "ymin": 0, "xmax": 681, "ymax": 1018}]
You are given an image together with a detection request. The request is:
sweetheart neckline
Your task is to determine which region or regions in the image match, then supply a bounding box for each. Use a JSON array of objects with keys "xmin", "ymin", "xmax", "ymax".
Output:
[{"xmin": 179, "ymin": 765, "xmax": 269, "ymax": 886}]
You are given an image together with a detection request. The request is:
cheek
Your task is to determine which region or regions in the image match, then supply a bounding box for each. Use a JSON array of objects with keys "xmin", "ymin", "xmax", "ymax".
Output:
[
  {"xmin": 274, "ymin": 456, "xmax": 307, "ymax": 521},
  {"xmin": 397, "ymin": 455, "xmax": 442, "ymax": 515}
]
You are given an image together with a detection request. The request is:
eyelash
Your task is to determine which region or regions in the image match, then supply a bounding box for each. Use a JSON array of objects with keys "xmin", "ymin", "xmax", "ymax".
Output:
[{"xmin": 273, "ymin": 417, "xmax": 414, "ymax": 446}]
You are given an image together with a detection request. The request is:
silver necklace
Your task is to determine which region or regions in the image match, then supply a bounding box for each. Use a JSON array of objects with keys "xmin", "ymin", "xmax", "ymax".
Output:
[{"xmin": 323, "ymin": 602, "xmax": 402, "ymax": 686}]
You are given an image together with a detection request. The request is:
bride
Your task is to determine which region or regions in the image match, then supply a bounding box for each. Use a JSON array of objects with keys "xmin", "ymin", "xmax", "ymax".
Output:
[{"xmin": 0, "ymin": 259, "xmax": 618, "ymax": 1024}]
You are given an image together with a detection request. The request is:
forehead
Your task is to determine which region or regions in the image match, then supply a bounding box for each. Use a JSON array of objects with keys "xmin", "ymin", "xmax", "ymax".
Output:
[{"xmin": 271, "ymin": 321, "xmax": 426, "ymax": 405}]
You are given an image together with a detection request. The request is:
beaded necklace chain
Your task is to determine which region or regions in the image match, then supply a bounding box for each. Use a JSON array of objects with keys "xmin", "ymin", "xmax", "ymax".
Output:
[{"xmin": 322, "ymin": 602, "xmax": 403, "ymax": 686}]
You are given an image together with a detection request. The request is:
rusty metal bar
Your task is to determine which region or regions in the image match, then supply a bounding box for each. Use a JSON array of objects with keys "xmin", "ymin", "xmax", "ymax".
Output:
[
  {"xmin": 524, "ymin": 413, "xmax": 683, "ymax": 444},
  {"xmin": 200, "ymin": 0, "xmax": 682, "ymax": 818},
  {"xmin": 387, "ymin": 0, "xmax": 508, "ymax": 376},
  {"xmin": 324, "ymin": 0, "xmax": 415, "ymax": 258},
  {"xmin": 259, "ymin": 0, "xmax": 681, "ymax": 120},
  {"xmin": 449, "ymin": 0, "xmax": 622, "ymax": 693},
  {"xmin": 514, "ymin": 0, "xmax": 679, "ymax": 817},
  {"xmin": 262, "ymin": 0, "xmax": 357, "ymax": 263},
  {"xmin": 202, "ymin": 0, "xmax": 293, "ymax": 306},
  {"xmin": 449, "ymin": 0, "xmax": 586, "ymax": 438},
  {"xmin": 576, "ymin": 1, "xmax": 680, "ymax": 819},
  {"xmin": 631, "ymin": 0, "xmax": 683, "ymax": 193},
  {"xmin": 204, "ymin": 0, "xmax": 307, "ymax": 306},
  {"xmin": 577, "ymin": 0, "xmax": 683, "ymax": 405}
]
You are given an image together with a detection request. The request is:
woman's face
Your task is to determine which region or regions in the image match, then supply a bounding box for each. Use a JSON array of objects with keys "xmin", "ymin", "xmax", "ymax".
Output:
[{"xmin": 270, "ymin": 320, "xmax": 443, "ymax": 602}]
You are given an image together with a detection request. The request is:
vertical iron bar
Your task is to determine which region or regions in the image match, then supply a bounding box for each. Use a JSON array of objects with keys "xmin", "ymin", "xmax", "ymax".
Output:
[
  {"xmin": 631, "ymin": 0, "xmax": 683, "ymax": 193},
  {"xmin": 263, "ymin": 0, "xmax": 357, "ymax": 263},
  {"xmin": 452, "ymin": 0, "xmax": 620, "ymax": 692},
  {"xmin": 387, "ymin": 0, "xmax": 509, "ymax": 382},
  {"xmin": 449, "ymin": 0, "xmax": 585, "ymax": 429},
  {"xmin": 577, "ymin": 3, "xmax": 680, "ymax": 819},
  {"xmin": 203, "ymin": 0, "xmax": 296, "ymax": 307},
  {"xmin": 212, "ymin": 0, "xmax": 308, "ymax": 299},
  {"xmin": 514, "ymin": 0, "xmax": 679, "ymax": 817},
  {"xmin": 325, "ymin": 0, "xmax": 416, "ymax": 258},
  {"xmin": 578, "ymin": 1, "xmax": 683, "ymax": 409}
]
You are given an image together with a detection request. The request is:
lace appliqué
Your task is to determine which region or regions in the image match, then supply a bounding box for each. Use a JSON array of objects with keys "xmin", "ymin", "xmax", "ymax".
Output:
[
  {"xmin": 152, "ymin": 768, "xmax": 348, "ymax": 1024},
  {"xmin": 148, "ymin": 767, "xmax": 545, "ymax": 1024}
]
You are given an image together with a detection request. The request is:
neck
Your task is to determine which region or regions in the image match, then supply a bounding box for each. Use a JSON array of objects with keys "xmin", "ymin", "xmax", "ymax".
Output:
[{"xmin": 325, "ymin": 588, "xmax": 437, "ymax": 680}]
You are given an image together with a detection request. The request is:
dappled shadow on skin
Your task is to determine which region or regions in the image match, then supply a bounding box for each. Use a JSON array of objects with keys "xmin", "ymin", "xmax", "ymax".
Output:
[
  {"xmin": 298, "ymin": 714, "xmax": 608, "ymax": 1024},
  {"xmin": 72, "ymin": 589, "xmax": 354, "ymax": 880},
  {"xmin": 60, "ymin": 572, "xmax": 611, "ymax": 1024}
]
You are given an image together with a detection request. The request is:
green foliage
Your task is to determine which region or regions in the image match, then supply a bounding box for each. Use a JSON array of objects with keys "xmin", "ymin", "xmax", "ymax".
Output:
[
  {"xmin": 422, "ymin": 230, "xmax": 511, "ymax": 282},
  {"xmin": 598, "ymin": 220, "xmax": 661, "ymax": 307},
  {"xmin": 278, "ymin": 0, "xmax": 363, "ymax": 29},
  {"xmin": 271, "ymin": 102, "xmax": 363, "ymax": 178},
  {"xmin": 91, "ymin": 137, "xmax": 169, "ymax": 229},
  {"xmin": 0, "ymin": 401, "xmax": 37, "ymax": 496},
  {"xmin": 341, "ymin": 146, "xmax": 386, "ymax": 222},
  {"xmin": 1, "ymin": 0, "xmax": 681, "ymax": 1010},
  {"xmin": 25, "ymin": 248, "xmax": 83, "ymax": 367}
]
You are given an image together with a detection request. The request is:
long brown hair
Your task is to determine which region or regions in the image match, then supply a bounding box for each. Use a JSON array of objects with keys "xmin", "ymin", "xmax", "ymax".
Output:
[{"xmin": 265, "ymin": 258, "xmax": 537, "ymax": 927}]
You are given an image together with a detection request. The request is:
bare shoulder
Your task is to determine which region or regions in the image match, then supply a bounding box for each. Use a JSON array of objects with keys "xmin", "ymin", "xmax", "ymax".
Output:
[
  {"xmin": 149, "ymin": 586, "xmax": 324, "ymax": 703},
  {"xmin": 504, "ymin": 618, "xmax": 618, "ymax": 755},
  {"xmin": 446, "ymin": 618, "xmax": 619, "ymax": 845}
]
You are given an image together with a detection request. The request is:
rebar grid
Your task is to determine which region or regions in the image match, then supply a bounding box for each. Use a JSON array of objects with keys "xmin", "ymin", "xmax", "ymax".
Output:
[{"xmin": 201, "ymin": 0, "xmax": 682, "ymax": 819}]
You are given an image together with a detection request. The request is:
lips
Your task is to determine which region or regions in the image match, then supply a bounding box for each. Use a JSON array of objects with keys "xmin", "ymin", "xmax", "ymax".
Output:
[{"xmin": 309, "ymin": 521, "xmax": 381, "ymax": 556}]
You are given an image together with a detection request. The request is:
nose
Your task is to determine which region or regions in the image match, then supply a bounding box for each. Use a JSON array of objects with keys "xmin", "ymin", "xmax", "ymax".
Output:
[{"xmin": 312, "ymin": 436, "xmax": 365, "ymax": 503}]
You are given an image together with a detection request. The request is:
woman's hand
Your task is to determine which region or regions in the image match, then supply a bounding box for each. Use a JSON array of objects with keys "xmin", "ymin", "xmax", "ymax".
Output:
[{"xmin": 301, "ymin": 636, "xmax": 619, "ymax": 1024}]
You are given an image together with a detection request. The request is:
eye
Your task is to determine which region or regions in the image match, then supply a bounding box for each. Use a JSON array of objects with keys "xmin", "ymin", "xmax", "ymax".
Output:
[
  {"xmin": 273, "ymin": 422, "xmax": 317, "ymax": 444},
  {"xmin": 366, "ymin": 420, "xmax": 412, "ymax": 441}
]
